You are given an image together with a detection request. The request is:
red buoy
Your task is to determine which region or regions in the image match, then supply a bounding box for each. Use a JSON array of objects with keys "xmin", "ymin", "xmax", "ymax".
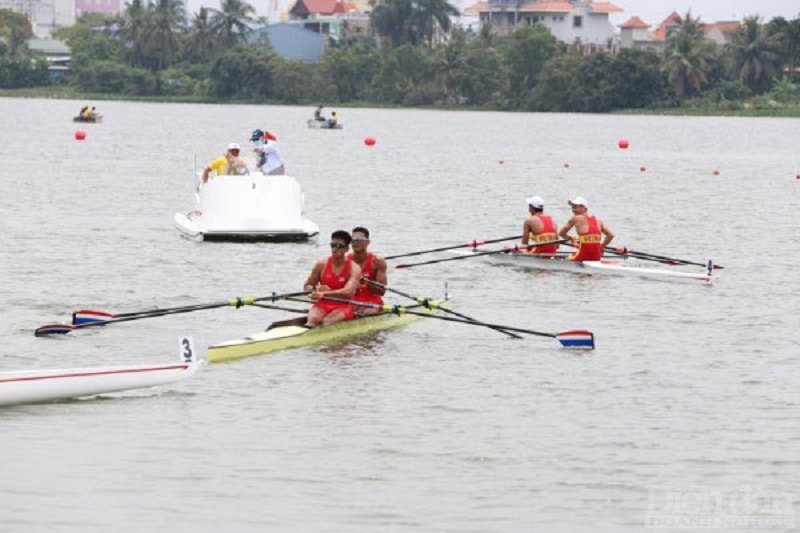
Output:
[
  {"xmin": 640, "ymin": 166, "xmax": 647, "ymax": 172},
  {"xmin": 563, "ymin": 162, "xmax": 570, "ymax": 168},
  {"xmin": 618, "ymin": 139, "xmax": 629, "ymax": 149},
  {"xmin": 364, "ymin": 136, "xmax": 376, "ymax": 146},
  {"xmin": 712, "ymin": 170, "xmax": 720, "ymax": 176},
  {"xmin": 75, "ymin": 130, "xmax": 86, "ymax": 141}
]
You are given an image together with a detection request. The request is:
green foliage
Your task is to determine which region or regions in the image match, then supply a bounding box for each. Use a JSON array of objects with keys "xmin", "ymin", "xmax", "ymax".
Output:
[
  {"xmin": 0, "ymin": 8, "xmax": 33, "ymax": 58},
  {"xmin": 0, "ymin": 56, "xmax": 50, "ymax": 87},
  {"xmin": 74, "ymin": 60, "xmax": 129, "ymax": 92},
  {"xmin": 502, "ymin": 24, "xmax": 559, "ymax": 106},
  {"xmin": 208, "ymin": 45, "xmax": 273, "ymax": 99},
  {"xmin": 319, "ymin": 40, "xmax": 381, "ymax": 102}
]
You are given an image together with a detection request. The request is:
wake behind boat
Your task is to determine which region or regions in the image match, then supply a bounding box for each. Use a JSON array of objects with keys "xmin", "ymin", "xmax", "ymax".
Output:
[
  {"xmin": 0, "ymin": 336, "xmax": 202, "ymax": 407},
  {"xmin": 174, "ymin": 173, "xmax": 319, "ymax": 242}
]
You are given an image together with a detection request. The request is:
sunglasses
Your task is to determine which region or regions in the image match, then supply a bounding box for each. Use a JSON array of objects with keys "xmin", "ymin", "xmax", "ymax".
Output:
[
  {"xmin": 329, "ymin": 242, "xmax": 347, "ymax": 249},
  {"xmin": 351, "ymin": 237, "xmax": 367, "ymax": 243}
]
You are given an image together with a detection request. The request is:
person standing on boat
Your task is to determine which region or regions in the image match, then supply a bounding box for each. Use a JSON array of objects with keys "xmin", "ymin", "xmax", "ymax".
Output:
[
  {"xmin": 348, "ymin": 226, "xmax": 387, "ymax": 313},
  {"xmin": 303, "ymin": 230, "xmax": 363, "ymax": 327},
  {"xmin": 201, "ymin": 142, "xmax": 247, "ymax": 183},
  {"xmin": 314, "ymin": 105, "xmax": 325, "ymax": 121},
  {"xmin": 521, "ymin": 196, "xmax": 559, "ymax": 255},
  {"xmin": 558, "ymin": 196, "xmax": 614, "ymax": 261},
  {"xmin": 251, "ymin": 129, "xmax": 285, "ymax": 175}
]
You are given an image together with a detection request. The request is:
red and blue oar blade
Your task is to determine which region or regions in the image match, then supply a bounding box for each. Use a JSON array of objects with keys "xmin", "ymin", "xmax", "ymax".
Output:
[
  {"xmin": 34, "ymin": 324, "xmax": 75, "ymax": 337},
  {"xmin": 556, "ymin": 330, "xmax": 595, "ymax": 350},
  {"xmin": 73, "ymin": 310, "xmax": 115, "ymax": 326}
]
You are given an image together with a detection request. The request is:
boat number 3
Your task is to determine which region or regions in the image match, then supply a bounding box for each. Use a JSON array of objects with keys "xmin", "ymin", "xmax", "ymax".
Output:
[{"xmin": 178, "ymin": 336, "xmax": 195, "ymax": 364}]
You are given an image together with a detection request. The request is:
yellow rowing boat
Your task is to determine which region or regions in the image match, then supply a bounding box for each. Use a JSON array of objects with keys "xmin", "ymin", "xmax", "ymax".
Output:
[{"xmin": 209, "ymin": 303, "xmax": 442, "ymax": 363}]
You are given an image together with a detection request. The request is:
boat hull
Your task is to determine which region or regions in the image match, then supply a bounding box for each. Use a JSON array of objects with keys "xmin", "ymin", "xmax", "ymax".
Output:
[
  {"xmin": 175, "ymin": 174, "xmax": 320, "ymax": 242},
  {"xmin": 482, "ymin": 251, "xmax": 715, "ymax": 284},
  {"xmin": 307, "ymin": 118, "xmax": 343, "ymax": 130},
  {"xmin": 209, "ymin": 308, "xmax": 435, "ymax": 363},
  {"xmin": 73, "ymin": 116, "xmax": 103, "ymax": 123}
]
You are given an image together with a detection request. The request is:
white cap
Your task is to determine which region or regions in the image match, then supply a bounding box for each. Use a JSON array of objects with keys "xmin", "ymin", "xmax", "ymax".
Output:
[
  {"xmin": 568, "ymin": 196, "xmax": 588, "ymax": 208},
  {"xmin": 526, "ymin": 195, "xmax": 544, "ymax": 209},
  {"xmin": 227, "ymin": 142, "xmax": 241, "ymax": 150}
]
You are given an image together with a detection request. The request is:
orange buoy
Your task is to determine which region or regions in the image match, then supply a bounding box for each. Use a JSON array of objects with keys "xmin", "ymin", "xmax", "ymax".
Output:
[
  {"xmin": 75, "ymin": 130, "xmax": 86, "ymax": 141},
  {"xmin": 618, "ymin": 139, "xmax": 629, "ymax": 149},
  {"xmin": 364, "ymin": 136, "xmax": 376, "ymax": 146}
]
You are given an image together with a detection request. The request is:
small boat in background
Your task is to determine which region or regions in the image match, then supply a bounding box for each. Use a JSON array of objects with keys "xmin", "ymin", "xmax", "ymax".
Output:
[
  {"xmin": 73, "ymin": 114, "xmax": 103, "ymax": 123},
  {"xmin": 174, "ymin": 173, "xmax": 319, "ymax": 242},
  {"xmin": 0, "ymin": 336, "xmax": 203, "ymax": 407},
  {"xmin": 307, "ymin": 118, "xmax": 343, "ymax": 130}
]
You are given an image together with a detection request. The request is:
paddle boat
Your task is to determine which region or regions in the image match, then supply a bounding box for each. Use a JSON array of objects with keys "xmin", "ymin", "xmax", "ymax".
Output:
[
  {"xmin": 0, "ymin": 337, "xmax": 203, "ymax": 407},
  {"xmin": 73, "ymin": 114, "xmax": 103, "ymax": 123},
  {"xmin": 174, "ymin": 173, "xmax": 319, "ymax": 242},
  {"xmin": 472, "ymin": 250, "xmax": 717, "ymax": 284},
  {"xmin": 306, "ymin": 118, "xmax": 343, "ymax": 130}
]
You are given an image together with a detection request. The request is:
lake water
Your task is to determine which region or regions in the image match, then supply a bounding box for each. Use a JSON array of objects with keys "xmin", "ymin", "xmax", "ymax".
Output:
[{"xmin": 1, "ymin": 98, "xmax": 798, "ymax": 532}]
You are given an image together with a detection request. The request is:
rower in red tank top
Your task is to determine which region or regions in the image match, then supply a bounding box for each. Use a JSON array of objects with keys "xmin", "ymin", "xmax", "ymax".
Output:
[
  {"xmin": 521, "ymin": 196, "xmax": 560, "ymax": 255},
  {"xmin": 348, "ymin": 226, "xmax": 387, "ymax": 311},
  {"xmin": 303, "ymin": 230, "xmax": 363, "ymax": 327},
  {"xmin": 557, "ymin": 196, "xmax": 615, "ymax": 262}
]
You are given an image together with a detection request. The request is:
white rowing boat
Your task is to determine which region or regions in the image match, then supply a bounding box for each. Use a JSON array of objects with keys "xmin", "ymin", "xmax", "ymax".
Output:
[
  {"xmin": 209, "ymin": 304, "xmax": 442, "ymax": 363},
  {"xmin": 475, "ymin": 250, "xmax": 716, "ymax": 284},
  {"xmin": 0, "ymin": 337, "xmax": 203, "ymax": 407}
]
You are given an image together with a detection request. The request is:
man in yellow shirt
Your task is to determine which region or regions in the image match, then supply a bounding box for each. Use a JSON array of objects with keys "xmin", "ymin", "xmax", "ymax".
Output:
[{"xmin": 201, "ymin": 143, "xmax": 247, "ymax": 183}]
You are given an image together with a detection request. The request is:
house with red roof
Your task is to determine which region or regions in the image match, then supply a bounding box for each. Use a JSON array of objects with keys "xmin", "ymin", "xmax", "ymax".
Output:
[
  {"xmin": 619, "ymin": 11, "xmax": 740, "ymax": 52},
  {"xmin": 286, "ymin": 0, "xmax": 369, "ymax": 41},
  {"xmin": 464, "ymin": 0, "xmax": 623, "ymax": 50}
]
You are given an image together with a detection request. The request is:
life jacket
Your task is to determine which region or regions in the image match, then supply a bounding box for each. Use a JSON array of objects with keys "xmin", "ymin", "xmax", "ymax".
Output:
[
  {"xmin": 570, "ymin": 215, "xmax": 603, "ymax": 261},
  {"xmin": 349, "ymin": 252, "xmax": 383, "ymax": 305},
  {"xmin": 528, "ymin": 214, "xmax": 559, "ymax": 254}
]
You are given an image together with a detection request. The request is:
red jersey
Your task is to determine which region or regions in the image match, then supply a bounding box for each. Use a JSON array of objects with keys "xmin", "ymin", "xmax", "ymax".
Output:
[
  {"xmin": 312, "ymin": 257, "xmax": 355, "ymax": 320},
  {"xmin": 528, "ymin": 215, "xmax": 559, "ymax": 254},
  {"xmin": 570, "ymin": 215, "xmax": 603, "ymax": 261},
  {"xmin": 349, "ymin": 252, "xmax": 384, "ymax": 306}
]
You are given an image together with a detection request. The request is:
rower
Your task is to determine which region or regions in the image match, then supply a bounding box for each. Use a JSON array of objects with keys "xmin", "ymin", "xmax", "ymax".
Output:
[
  {"xmin": 558, "ymin": 196, "xmax": 614, "ymax": 261},
  {"xmin": 347, "ymin": 226, "xmax": 387, "ymax": 314},
  {"xmin": 303, "ymin": 230, "xmax": 363, "ymax": 327},
  {"xmin": 521, "ymin": 196, "xmax": 559, "ymax": 255}
]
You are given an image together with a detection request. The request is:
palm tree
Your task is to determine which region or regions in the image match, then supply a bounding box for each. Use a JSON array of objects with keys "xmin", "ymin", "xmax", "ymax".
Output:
[
  {"xmin": 409, "ymin": 0, "xmax": 459, "ymax": 47},
  {"xmin": 727, "ymin": 16, "xmax": 782, "ymax": 94},
  {"xmin": 120, "ymin": 0, "xmax": 150, "ymax": 67},
  {"xmin": 143, "ymin": 0, "xmax": 185, "ymax": 70},
  {"xmin": 370, "ymin": 0, "xmax": 413, "ymax": 51},
  {"xmin": 662, "ymin": 11, "xmax": 714, "ymax": 103},
  {"xmin": 184, "ymin": 7, "xmax": 214, "ymax": 63},
  {"xmin": 209, "ymin": 0, "xmax": 256, "ymax": 52}
]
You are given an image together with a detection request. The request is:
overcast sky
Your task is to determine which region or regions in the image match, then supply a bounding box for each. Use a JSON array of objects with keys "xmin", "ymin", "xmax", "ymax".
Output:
[{"xmin": 608, "ymin": 1, "xmax": 800, "ymax": 26}]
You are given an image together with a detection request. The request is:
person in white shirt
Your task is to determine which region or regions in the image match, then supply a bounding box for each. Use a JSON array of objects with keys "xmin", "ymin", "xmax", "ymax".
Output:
[{"xmin": 250, "ymin": 129, "xmax": 285, "ymax": 175}]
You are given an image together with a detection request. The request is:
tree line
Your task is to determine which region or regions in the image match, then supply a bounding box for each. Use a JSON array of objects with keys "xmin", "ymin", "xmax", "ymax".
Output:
[{"xmin": 1, "ymin": 4, "xmax": 799, "ymax": 111}]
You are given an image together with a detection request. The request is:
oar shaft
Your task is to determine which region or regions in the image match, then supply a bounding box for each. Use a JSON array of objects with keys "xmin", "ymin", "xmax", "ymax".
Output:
[
  {"xmin": 362, "ymin": 279, "xmax": 521, "ymax": 339},
  {"xmin": 395, "ymin": 240, "xmax": 567, "ymax": 269},
  {"xmin": 384, "ymin": 235, "xmax": 522, "ymax": 260},
  {"xmin": 604, "ymin": 246, "xmax": 721, "ymax": 269}
]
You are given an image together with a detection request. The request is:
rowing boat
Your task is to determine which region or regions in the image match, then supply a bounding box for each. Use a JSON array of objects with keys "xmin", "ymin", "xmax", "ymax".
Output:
[
  {"xmin": 475, "ymin": 250, "xmax": 716, "ymax": 284},
  {"xmin": 0, "ymin": 336, "xmax": 202, "ymax": 407},
  {"xmin": 209, "ymin": 304, "xmax": 440, "ymax": 363}
]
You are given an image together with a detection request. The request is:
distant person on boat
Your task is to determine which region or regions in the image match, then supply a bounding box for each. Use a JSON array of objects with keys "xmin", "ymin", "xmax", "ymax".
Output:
[
  {"xmin": 303, "ymin": 230, "xmax": 363, "ymax": 327},
  {"xmin": 521, "ymin": 196, "xmax": 560, "ymax": 255},
  {"xmin": 328, "ymin": 111, "xmax": 338, "ymax": 128},
  {"xmin": 201, "ymin": 142, "xmax": 248, "ymax": 183},
  {"xmin": 558, "ymin": 196, "xmax": 614, "ymax": 261},
  {"xmin": 250, "ymin": 129, "xmax": 285, "ymax": 175},
  {"xmin": 314, "ymin": 105, "xmax": 325, "ymax": 122},
  {"xmin": 348, "ymin": 226, "xmax": 387, "ymax": 313},
  {"xmin": 79, "ymin": 106, "xmax": 88, "ymax": 117}
]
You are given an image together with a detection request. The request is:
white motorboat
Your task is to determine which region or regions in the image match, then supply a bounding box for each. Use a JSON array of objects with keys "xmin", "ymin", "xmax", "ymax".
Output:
[
  {"xmin": 0, "ymin": 337, "xmax": 203, "ymax": 407},
  {"xmin": 174, "ymin": 173, "xmax": 320, "ymax": 242},
  {"xmin": 306, "ymin": 118, "xmax": 343, "ymax": 130}
]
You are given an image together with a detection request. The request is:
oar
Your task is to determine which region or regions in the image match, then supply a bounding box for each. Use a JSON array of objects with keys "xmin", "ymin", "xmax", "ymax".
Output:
[
  {"xmin": 604, "ymin": 246, "xmax": 724, "ymax": 269},
  {"xmin": 35, "ymin": 290, "xmax": 311, "ymax": 337},
  {"xmin": 395, "ymin": 240, "xmax": 567, "ymax": 269},
  {"xmin": 307, "ymin": 295, "xmax": 594, "ymax": 349},
  {"xmin": 384, "ymin": 235, "xmax": 522, "ymax": 260},
  {"xmin": 360, "ymin": 278, "xmax": 521, "ymax": 339},
  {"xmin": 73, "ymin": 301, "xmax": 309, "ymax": 324}
]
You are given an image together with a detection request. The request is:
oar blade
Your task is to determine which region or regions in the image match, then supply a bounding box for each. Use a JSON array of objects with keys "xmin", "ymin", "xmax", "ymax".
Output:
[
  {"xmin": 555, "ymin": 330, "xmax": 595, "ymax": 350},
  {"xmin": 73, "ymin": 310, "xmax": 115, "ymax": 325},
  {"xmin": 34, "ymin": 324, "xmax": 74, "ymax": 337}
]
